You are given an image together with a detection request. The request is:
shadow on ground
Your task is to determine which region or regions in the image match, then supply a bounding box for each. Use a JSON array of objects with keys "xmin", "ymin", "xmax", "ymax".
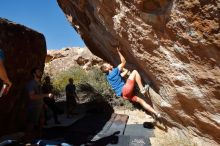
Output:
[{"xmin": 42, "ymin": 100, "xmax": 114, "ymax": 145}]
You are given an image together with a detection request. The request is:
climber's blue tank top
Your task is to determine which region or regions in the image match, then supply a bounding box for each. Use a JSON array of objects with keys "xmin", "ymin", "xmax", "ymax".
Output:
[{"xmin": 106, "ymin": 67, "xmax": 125, "ymax": 96}]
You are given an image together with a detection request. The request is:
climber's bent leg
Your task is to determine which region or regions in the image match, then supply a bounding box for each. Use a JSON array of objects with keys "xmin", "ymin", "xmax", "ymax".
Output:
[
  {"xmin": 128, "ymin": 70, "xmax": 144, "ymax": 90},
  {"xmin": 128, "ymin": 70, "xmax": 149, "ymax": 94}
]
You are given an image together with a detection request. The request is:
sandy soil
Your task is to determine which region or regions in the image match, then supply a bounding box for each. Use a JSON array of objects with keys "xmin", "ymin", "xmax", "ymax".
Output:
[{"xmin": 114, "ymin": 107, "xmax": 169, "ymax": 146}]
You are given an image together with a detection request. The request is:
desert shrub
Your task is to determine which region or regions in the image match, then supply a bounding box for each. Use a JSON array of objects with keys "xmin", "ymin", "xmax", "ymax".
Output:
[
  {"xmin": 78, "ymin": 82, "xmax": 136, "ymax": 110},
  {"xmin": 51, "ymin": 66, "xmax": 110, "ymax": 94},
  {"xmin": 52, "ymin": 67, "xmax": 87, "ymax": 92},
  {"xmin": 51, "ymin": 66, "xmax": 135, "ymax": 109}
]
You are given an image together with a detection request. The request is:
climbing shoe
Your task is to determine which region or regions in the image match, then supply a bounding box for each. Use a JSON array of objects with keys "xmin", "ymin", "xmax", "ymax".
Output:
[
  {"xmin": 152, "ymin": 112, "xmax": 162, "ymax": 122},
  {"xmin": 140, "ymin": 84, "xmax": 149, "ymax": 94}
]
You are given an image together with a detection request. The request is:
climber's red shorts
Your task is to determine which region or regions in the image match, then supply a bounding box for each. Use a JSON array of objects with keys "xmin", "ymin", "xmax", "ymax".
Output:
[{"xmin": 122, "ymin": 79, "xmax": 138, "ymax": 102}]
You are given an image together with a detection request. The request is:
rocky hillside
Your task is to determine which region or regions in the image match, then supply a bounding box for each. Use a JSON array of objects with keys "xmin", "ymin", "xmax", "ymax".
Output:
[
  {"xmin": 45, "ymin": 47, "xmax": 103, "ymax": 76},
  {"xmin": 57, "ymin": 0, "xmax": 220, "ymax": 145},
  {"xmin": 0, "ymin": 18, "xmax": 46, "ymax": 135}
]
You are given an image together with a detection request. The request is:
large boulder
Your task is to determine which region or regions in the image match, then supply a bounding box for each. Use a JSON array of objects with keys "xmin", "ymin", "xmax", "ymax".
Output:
[
  {"xmin": 45, "ymin": 47, "xmax": 103, "ymax": 76},
  {"xmin": 0, "ymin": 18, "xmax": 46, "ymax": 135},
  {"xmin": 57, "ymin": 0, "xmax": 220, "ymax": 145}
]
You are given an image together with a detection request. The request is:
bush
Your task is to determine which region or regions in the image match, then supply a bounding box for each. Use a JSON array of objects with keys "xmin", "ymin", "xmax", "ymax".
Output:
[
  {"xmin": 51, "ymin": 66, "xmax": 109, "ymax": 93},
  {"xmin": 50, "ymin": 66, "xmax": 135, "ymax": 109},
  {"xmin": 52, "ymin": 67, "xmax": 86, "ymax": 92}
]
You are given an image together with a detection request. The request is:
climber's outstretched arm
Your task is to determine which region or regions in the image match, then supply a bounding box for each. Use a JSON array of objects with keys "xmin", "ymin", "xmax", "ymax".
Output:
[{"xmin": 117, "ymin": 47, "xmax": 126, "ymax": 71}]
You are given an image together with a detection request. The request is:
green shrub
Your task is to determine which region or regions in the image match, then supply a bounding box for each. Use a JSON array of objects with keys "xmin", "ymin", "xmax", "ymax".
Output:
[
  {"xmin": 52, "ymin": 67, "xmax": 87, "ymax": 92},
  {"xmin": 50, "ymin": 66, "xmax": 135, "ymax": 109},
  {"xmin": 51, "ymin": 67, "xmax": 110, "ymax": 93}
]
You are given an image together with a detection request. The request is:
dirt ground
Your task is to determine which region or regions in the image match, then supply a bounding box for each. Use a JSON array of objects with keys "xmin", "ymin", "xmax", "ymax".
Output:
[
  {"xmin": 0, "ymin": 104, "xmax": 191, "ymax": 146},
  {"xmin": 114, "ymin": 107, "xmax": 181, "ymax": 146}
]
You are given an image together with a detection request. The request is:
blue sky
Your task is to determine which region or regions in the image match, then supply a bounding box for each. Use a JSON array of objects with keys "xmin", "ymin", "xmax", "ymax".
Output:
[{"xmin": 0, "ymin": 0, "xmax": 85, "ymax": 50}]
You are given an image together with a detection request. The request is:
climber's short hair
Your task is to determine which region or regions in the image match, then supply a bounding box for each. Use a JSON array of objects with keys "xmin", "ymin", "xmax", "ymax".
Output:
[{"xmin": 100, "ymin": 63, "xmax": 109, "ymax": 73}]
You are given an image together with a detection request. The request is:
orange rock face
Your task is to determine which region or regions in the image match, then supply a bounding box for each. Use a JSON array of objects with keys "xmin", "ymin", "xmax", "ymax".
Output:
[
  {"xmin": 57, "ymin": 0, "xmax": 220, "ymax": 145},
  {"xmin": 0, "ymin": 18, "xmax": 46, "ymax": 135}
]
